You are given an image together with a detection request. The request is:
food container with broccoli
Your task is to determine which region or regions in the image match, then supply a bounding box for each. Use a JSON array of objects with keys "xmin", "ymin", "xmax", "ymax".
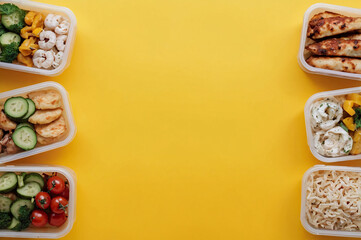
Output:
[
  {"xmin": 304, "ymin": 86, "xmax": 361, "ymax": 162},
  {"xmin": 0, "ymin": 0, "xmax": 76, "ymax": 76},
  {"xmin": 0, "ymin": 81, "xmax": 76, "ymax": 164},
  {"xmin": 0, "ymin": 165, "xmax": 76, "ymax": 238},
  {"xmin": 301, "ymin": 165, "xmax": 361, "ymax": 238},
  {"xmin": 298, "ymin": 3, "xmax": 361, "ymax": 80}
]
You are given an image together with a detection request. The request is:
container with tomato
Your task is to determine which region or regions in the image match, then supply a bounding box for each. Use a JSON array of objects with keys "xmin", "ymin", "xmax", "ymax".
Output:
[{"xmin": 0, "ymin": 165, "xmax": 75, "ymax": 238}]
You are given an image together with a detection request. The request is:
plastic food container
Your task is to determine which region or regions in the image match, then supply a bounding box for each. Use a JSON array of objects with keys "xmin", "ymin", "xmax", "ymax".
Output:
[
  {"xmin": 0, "ymin": 81, "xmax": 76, "ymax": 164},
  {"xmin": 305, "ymin": 86, "xmax": 361, "ymax": 162},
  {"xmin": 0, "ymin": 165, "xmax": 76, "ymax": 238},
  {"xmin": 298, "ymin": 3, "xmax": 361, "ymax": 81},
  {"xmin": 0, "ymin": 0, "xmax": 77, "ymax": 76},
  {"xmin": 301, "ymin": 165, "xmax": 361, "ymax": 238}
]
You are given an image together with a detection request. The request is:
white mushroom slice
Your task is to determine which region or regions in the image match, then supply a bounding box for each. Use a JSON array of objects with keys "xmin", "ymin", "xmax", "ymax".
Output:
[
  {"xmin": 314, "ymin": 126, "xmax": 353, "ymax": 157},
  {"xmin": 35, "ymin": 116, "xmax": 66, "ymax": 138},
  {"xmin": 28, "ymin": 90, "xmax": 62, "ymax": 110},
  {"xmin": 311, "ymin": 97, "xmax": 343, "ymax": 131},
  {"xmin": 0, "ymin": 111, "xmax": 16, "ymax": 131},
  {"xmin": 28, "ymin": 109, "xmax": 62, "ymax": 125}
]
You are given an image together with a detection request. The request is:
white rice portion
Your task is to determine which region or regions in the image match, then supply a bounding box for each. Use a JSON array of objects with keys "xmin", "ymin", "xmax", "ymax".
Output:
[{"xmin": 306, "ymin": 170, "xmax": 361, "ymax": 231}]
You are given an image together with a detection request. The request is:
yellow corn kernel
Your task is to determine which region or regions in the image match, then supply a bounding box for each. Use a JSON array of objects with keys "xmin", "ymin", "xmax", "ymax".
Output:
[
  {"xmin": 31, "ymin": 14, "xmax": 44, "ymax": 30},
  {"xmin": 17, "ymin": 53, "xmax": 33, "ymax": 67},
  {"xmin": 344, "ymin": 100, "xmax": 356, "ymax": 116},
  {"xmin": 25, "ymin": 11, "xmax": 37, "ymax": 25},
  {"xmin": 19, "ymin": 37, "xmax": 37, "ymax": 57},
  {"xmin": 32, "ymin": 28, "xmax": 43, "ymax": 37},
  {"xmin": 347, "ymin": 93, "xmax": 361, "ymax": 106},
  {"xmin": 343, "ymin": 117, "xmax": 356, "ymax": 131},
  {"xmin": 20, "ymin": 26, "xmax": 34, "ymax": 39}
]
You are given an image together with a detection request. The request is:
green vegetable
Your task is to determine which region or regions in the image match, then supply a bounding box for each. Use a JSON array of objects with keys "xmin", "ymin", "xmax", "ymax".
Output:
[
  {"xmin": 1, "ymin": 9, "xmax": 26, "ymax": 34},
  {"xmin": 16, "ymin": 206, "xmax": 31, "ymax": 230},
  {"xmin": 0, "ymin": 3, "xmax": 20, "ymax": 15},
  {"xmin": 0, "ymin": 25, "xmax": 6, "ymax": 37},
  {"xmin": 0, "ymin": 42, "xmax": 19, "ymax": 63},
  {"xmin": 340, "ymin": 122, "xmax": 349, "ymax": 132},
  {"xmin": 0, "ymin": 212, "xmax": 11, "ymax": 229},
  {"xmin": 354, "ymin": 108, "xmax": 361, "ymax": 129}
]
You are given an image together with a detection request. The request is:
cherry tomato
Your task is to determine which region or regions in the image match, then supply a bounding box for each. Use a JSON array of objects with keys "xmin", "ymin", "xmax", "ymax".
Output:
[
  {"xmin": 50, "ymin": 196, "xmax": 68, "ymax": 214},
  {"xmin": 31, "ymin": 210, "xmax": 48, "ymax": 227},
  {"xmin": 35, "ymin": 192, "xmax": 51, "ymax": 210},
  {"xmin": 59, "ymin": 186, "xmax": 69, "ymax": 200},
  {"xmin": 49, "ymin": 212, "xmax": 67, "ymax": 227},
  {"xmin": 47, "ymin": 176, "xmax": 65, "ymax": 195}
]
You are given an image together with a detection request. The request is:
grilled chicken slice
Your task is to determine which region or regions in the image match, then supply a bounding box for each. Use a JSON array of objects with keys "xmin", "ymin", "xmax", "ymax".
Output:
[
  {"xmin": 306, "ymin": 38, "xmax": 361, "ymax": 57},
  {"xmin": 306, "ymin": 56, "xmax": 361, "ymax": 73},
  {"xmin": 340, "ymin": 33, "xmax": 361, "ymax": 40},
  {"xmin": 309, "ymin": 11, "xmax": 344, "ymax": 22},
  {"xmin": 307, "ymin": 16, "xmax": 361, "ymax": 39}
]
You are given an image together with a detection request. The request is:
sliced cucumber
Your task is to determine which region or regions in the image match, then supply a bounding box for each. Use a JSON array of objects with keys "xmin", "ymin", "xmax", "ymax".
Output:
[
  {"xmin": 0, "ymin": 196, "xmax": 12, "ymax": 213},
  {"xmin": 16, "ymin": 123, "xmax": 33, "ymax": 130},
  {"xmin": 0, "ymin": 32, "xmax": 20, "ymax": 47},
  {"xmin": 10, "ymin": 199, "xmax": 34, "ymax": 219},
  {"xmin": 19, "ymin": 99, "xmax": 35, "ymax": 122},
  {"xmin": 7, "ymin": 217, "xmax": 20, "ymax": 230},
  {"xmin": 4, "ymin": 97, "xmax": 28, "ymax": 120},
  {"xmin": 0, "ymin": 173, "xmax": 17, "ymax": 193},
  {"xmin": 24, "ymin": 173, "xmax": 44, "ymax": 189},
  {"xmin": 16, "ymin": 173, "xmax": 25, "ymax": 188},
  {"xmin": 1, "ymin": 11, "xmax": 25, "ymax": 33},
  {"xmin": 16, "ymin": 182, "xmax": 41, "ymax": 199},
  {"xmin": 12, "ymin": 127, "xmax": 37, "ymax": 151}
]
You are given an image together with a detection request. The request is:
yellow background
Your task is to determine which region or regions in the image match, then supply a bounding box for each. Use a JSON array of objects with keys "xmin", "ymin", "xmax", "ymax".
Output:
[{"xmin": 2, "ymin": 0, "xmax": 361, "ymax": 239}]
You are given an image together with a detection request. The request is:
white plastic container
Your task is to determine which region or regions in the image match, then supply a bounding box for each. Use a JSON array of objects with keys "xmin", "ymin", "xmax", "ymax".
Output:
[
  {"xmin": 0, "ymin": 0, "xmax": 77, "ymax": 76},
  {"xmin": 301, "ymin": 165, "xmax": 361, "ymax": 238},
  {"xmin": 0, "ymin": 165, "xmax": 76, "ymax": 238},
  {"xmin": 298, "ymin": 3, "xmax": 361, "ymax": 81},
  {"xmin": 0, "ymin": 81, "xmax": 76, "ymax": 164},
  {"xmin": 305, "ymin": 86, "xmax": 361, "ymax": 162}
]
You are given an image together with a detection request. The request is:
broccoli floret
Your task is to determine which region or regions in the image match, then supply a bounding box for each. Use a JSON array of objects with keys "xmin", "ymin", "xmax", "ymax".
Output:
[
  {"xmin": 0, "ymin": 42, "xmax": 19, "ymax": 63},
  {"xmin": 0, "ymin": 3, "xmax": 20, "ymax": 15},
  {"xmin": 15, "ymin": 206, "xmax": 32, "ymax": 231},
  {"xmin": 0, "ymin": 212, "xmax": 12, "ymax": 229},
  {"xmin": 3, "ymin": 10, "xmax": 26, "ymax": 34}
]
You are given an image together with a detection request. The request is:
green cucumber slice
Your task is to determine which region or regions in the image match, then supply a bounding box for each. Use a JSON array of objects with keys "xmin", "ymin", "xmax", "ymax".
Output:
[
  {"xmin": 0, "ymin": 173, "xmax": 17, "ymax": 193},
  {"xmin": 12, "ymin": 127, "xmax": 37, "ymax": 150},
  {"xmin": 16, "ymin": 182, "xmax": 41, "ymax": 199},
  {"xmin": 7, "ymin": 217, "xmax": 20, "ymax": 230},
  {"xmin": 0, "ymin": 32, "xmax": 20, "ymax": 47},
  {"xmin": 24, "ymin": 173, "xmax": 44, "ymax": 189},
  {"xmin": 0, "ymin": 196, "xmax": 12, "ymax": 212},
  {"xmin": 10, "ymin": 199, "xmax": 34, "ymax": 219},
  {"xmin": 4, "ymin": 97, "xmax": 28, "ymax": 120},
  {"xmin": 16, "ymin": 123, "xmax": 33, "ymax": 130},
  {"xmin": 19, "ymin": 99, "xmax": 35, "ymax": 122}
]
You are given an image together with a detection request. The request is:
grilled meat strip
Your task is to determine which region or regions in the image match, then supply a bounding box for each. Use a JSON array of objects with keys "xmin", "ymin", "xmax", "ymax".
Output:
[
  {"xmin": 306, "ymin": 56, "xmax": 361, "ymax": 73},
  {"xmin": 306, "ymin": 38, "xmax": 361, "ymax": 57}
]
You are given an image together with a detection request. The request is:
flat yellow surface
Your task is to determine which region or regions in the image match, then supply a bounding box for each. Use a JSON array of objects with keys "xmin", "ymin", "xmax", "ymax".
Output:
[{"xmin": 3, "ymin": 0, "xmax": 361, "ymax": 239}]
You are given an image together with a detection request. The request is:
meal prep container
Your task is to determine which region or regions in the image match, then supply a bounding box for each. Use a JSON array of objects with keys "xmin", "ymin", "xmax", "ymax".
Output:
[
  {"xmin": 298, "ymin": 3, "xmax": 361, "ymax": 81},
  {"xmin": 305, "ymin": 86, "xmax": 361, "ymax": 162},
  {"xmin": 0, "ymin": 0, "xmax": 77, "ymax": 76},
  {"xmin": 0, "ymin": 81, "xmax": 76, "ymax": 164},
  {"xmin": 301, "ymin": 165, "xmax": 361, "ymax": 238},
  {"xmin": 0, "ymin": 165, "xmax": 76, "ymax": 238}
]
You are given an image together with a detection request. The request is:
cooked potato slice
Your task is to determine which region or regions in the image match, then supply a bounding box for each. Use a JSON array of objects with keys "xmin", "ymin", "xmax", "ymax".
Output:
[
  {"xmin": 28, "ymin": 108, "xmax": 62, "ymax": 125},
  {"xmin": 35, "ymin": 116, "xmax": 66, "ymax": 138},
  {"xmin": 36, "ymin": 134, "xmax": 60, "ymax": 145},
  {"xmin": 0, "ymin": 111, "xmax": 16, "ymax": 131},
  {"xmin": 28, "ymin": 90, "xmax": 62, "ymax": 110}
]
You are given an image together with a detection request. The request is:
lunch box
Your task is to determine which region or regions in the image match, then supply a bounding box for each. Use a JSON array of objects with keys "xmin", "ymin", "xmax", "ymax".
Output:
[
  {"xmin": 304, "ymin": 86, "xmax": 361, "ymax": 163},
  {"xmin": 0, "ymin": 0, "xmax": 77, "ymax": 76},
  {"xmin": 0, "ymin": 81, "xmax": 76, "ymax": 164},
  {"xmin": 298, "ymin": 3, "xmax": 361, "ymax": 81},
  {"xmin": 301, "ymin": 165, "xmax": 361, "ymax": 238},
  {"xmin": 0, "ymin": 165, "xmax": 76, "ymax": 238}
]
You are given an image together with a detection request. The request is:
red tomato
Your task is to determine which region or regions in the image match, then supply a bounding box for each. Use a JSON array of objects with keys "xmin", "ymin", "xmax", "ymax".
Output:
[
  {"xmin": 35, "ymin": 192, "xmax": 51, "ymax": 210},
  {"xmin": 50, "ymin": 196, "xmax": 68, "ymax": 214},
  {"xmin": 59, "ymin": 186, "xmax": 69, "ymax": 200},
  {"xmin": 47, "ymin": 176, "xmax": 65, "ymax": 195},
  {"xmin": 49, "ymin": 212, "xmax": 67, "ymax": 227},
  {"xmin": 31, "ymin": 210, "xmax": 48, "ymax": 227}
]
